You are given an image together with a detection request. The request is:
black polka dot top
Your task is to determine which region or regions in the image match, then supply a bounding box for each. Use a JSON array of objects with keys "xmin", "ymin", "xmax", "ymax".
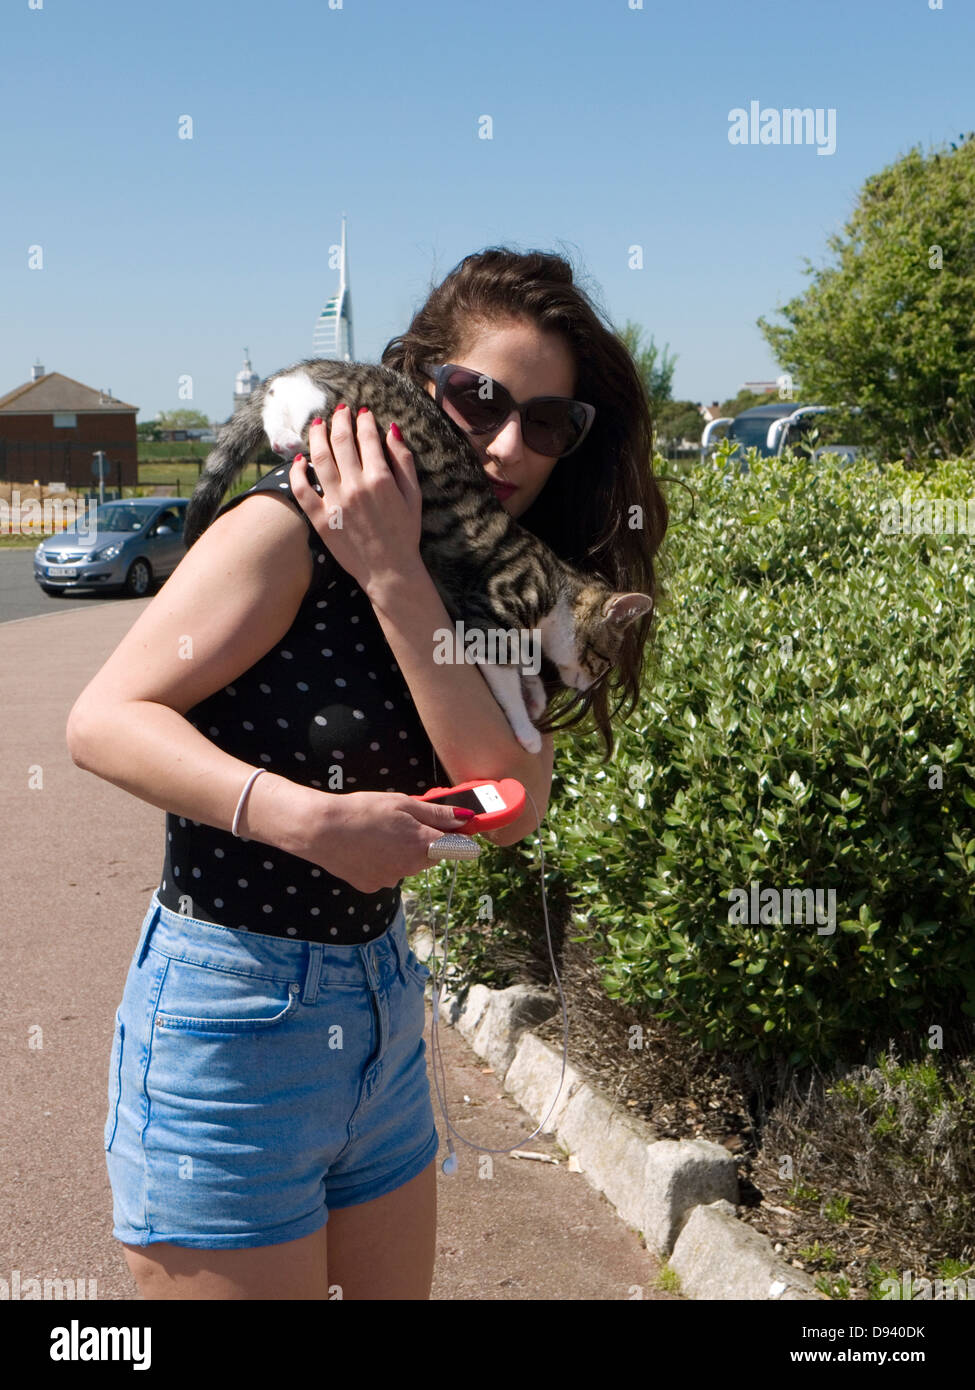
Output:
[{"xmin": 156, "ymin": 463, "xmax": 441, "ymax": 943}]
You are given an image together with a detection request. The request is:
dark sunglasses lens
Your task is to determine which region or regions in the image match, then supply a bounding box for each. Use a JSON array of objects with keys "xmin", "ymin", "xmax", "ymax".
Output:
[
  {"xmin": 524, "ymin": 401, "xmax": 587, "ymax": 456},
  {"xmin": 442, "ymin": 369, "xmax": 506, "ymax": 433}
]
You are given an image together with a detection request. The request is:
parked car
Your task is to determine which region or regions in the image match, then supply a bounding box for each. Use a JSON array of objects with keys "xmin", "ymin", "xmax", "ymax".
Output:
[
  {"xmin": 33, "ymin": 497, "xmax": 189, "ymax": 597},
  {"xmin": 701, "ymin": 403, "xmax": 864, "ymax": 473}
]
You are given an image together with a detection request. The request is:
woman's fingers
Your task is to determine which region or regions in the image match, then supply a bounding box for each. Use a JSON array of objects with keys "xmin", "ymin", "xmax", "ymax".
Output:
[{"xmin": 383, "ymin": 422, "xmax": 422, "ymax": 512}]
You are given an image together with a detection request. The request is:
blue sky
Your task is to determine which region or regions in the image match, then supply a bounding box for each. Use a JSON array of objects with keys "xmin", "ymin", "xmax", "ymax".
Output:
[{"xmin": 3, "ymin": 0, "xmax": 972, "ymax": 423}]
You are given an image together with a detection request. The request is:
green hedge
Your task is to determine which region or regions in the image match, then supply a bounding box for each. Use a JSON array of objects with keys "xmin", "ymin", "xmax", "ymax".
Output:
[{"xmin": 422, "ymin": 444, "xmax": 975, "ymax": 1066}]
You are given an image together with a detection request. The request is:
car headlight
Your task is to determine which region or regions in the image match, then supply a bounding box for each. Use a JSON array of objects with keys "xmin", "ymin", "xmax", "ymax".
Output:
[{"xmin": 88, "ymin": 543, "xmax": 123, "ymax": 562}]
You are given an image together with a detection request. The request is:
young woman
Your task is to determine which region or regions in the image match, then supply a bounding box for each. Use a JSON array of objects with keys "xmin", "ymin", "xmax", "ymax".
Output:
[{"xmin": 66, "ymin": 247, "xmax": 668, "ymax": 1301}]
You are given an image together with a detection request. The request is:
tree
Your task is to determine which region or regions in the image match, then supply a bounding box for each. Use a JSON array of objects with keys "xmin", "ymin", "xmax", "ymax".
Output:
[
  {"xmin": 157, "ymin": 409, "xmax": 211, "ymax": 431},
  {"xmin": 618, "ymin": 321, "xmax": 678, "ymax": 407},
  {"xmin": 757, "ymin": 136, "xmax": 975, "ymax": 460},
  {"xmin": 718, "ymin": 387, "xmax": 777, "ymax": 418},
  {"xmin": 655, "ymin": 399, "xmax": 707, "ymax": 450}
]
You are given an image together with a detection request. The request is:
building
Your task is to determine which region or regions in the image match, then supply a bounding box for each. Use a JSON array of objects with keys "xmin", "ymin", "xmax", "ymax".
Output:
[
  {"xmin": 233, "ymin": 349, "xmax": 261, "ymax": 415},
  {"xmin": 0, "ymin": 364, "xmax": 138, "ymax": 486},
  {"xmin": 312, "ymin": 216, "xmax": 354, "ymax": 361}
]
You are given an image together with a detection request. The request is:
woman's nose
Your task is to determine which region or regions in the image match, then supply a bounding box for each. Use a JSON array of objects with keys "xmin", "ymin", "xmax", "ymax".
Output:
[{"xmin": 484, "ymin": 412, "xmax": 524, "ymax": 459}]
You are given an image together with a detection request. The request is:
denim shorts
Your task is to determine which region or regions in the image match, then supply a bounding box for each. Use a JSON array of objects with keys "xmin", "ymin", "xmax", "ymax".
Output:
[{"xmin": 104, "ymin": 890, "xmax": 439, "ymax": 1250}]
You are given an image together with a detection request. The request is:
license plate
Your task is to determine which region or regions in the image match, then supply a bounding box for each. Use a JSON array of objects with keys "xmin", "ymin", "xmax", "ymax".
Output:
[{"xmin": 47, "ymin": 566, "xmax": 78, "ymax": 577}]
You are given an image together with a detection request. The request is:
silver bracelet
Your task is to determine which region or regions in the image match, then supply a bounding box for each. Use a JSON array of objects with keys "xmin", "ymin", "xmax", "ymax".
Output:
[{"xmin": 231, "ymin": 767, "xmax": 266, "ymax": 838}]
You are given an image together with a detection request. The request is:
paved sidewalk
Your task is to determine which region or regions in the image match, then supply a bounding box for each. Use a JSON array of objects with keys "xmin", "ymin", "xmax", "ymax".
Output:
[{"xmin": 0, "ymin": 600, "xmax": 678, "ymax": 1301}]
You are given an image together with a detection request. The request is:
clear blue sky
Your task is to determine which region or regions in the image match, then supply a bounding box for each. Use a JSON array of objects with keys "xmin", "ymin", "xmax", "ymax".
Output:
[{"xmin": 3, "ymin": 0, "xmax": 972, "ymax": 423}]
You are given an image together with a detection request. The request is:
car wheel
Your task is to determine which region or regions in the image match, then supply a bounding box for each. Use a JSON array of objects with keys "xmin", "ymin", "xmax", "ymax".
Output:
[
  {"xmin": 124, "ymin": 558, "xmax": 152, "ymax": 597},
  {"xmin": 40, "ymin": 584, "xmax": 66, "ymax": 596}
]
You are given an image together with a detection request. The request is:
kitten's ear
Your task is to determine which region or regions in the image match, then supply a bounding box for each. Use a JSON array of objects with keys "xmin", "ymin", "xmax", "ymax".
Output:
[{"xmin": 601, "ymin": 592, "xmax": 653, "ymax": 628}]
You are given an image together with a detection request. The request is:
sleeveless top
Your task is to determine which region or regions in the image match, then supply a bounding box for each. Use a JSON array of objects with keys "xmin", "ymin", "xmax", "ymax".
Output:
[{"xmin": 156, "ymin": 463, "xmax": 441, "ymax": 943}]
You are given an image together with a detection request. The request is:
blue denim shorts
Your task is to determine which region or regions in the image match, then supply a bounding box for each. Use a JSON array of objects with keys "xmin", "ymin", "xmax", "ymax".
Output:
[{"xmin": 104, "ymin": 890, "xmax": 438, "ymax": 1250}]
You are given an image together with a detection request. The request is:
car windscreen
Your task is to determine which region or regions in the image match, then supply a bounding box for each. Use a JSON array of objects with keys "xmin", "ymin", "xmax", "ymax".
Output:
[
  {"xmin": 728, "ymin": 418, "xmax": 777, "ymax": 453},
  {"xmin": 88, "ymin": 505, "xmax": 155, "ymax": 532}
]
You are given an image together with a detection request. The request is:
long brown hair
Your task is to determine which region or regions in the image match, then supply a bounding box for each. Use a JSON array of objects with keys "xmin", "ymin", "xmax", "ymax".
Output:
[{"xmin": 382, "ymin": 247, "xmax": 668, "ymax": 761}]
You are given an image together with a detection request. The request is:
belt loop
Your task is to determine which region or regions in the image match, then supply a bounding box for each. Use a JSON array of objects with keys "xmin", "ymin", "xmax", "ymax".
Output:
[
  {"xmin": 302, "ymin": 941, "xmax": 323, "ymax": 1005},
  {"xmin": 389, "ymin": 913, "xmax": 408, "ymax": 981},
  {"xmin": 136, "ymin": 898, "xmax": 162, "ymax": 969}
]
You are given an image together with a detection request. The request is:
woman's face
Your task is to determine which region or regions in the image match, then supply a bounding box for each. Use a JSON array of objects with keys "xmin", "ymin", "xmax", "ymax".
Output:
[{"xmin": 424, "ymin": 318, "xmax": 578, "ymax": 519}]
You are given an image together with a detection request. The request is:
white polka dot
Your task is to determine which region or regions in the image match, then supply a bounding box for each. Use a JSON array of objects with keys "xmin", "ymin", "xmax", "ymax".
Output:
[
  {"xmin": 238, "ymin": 878, "xmax": 248, "ymax": 888},
  {"xmin": 214, "ymin": 848, "xmax": 224, "ymax": 858},
  {"xmin": 310, "ymin": 779, "xmax": 322, "ymax": 788},
  {"xmin": 173, "ymin": 866, "xmax": 180, "ymax": 877},
  {"xmin": 315, "ymin": 623, "xmax": 326, "ymax": 631},
  {"xmin": 287, "ymin": 886, "xmax": 297, "ymax": 894},
  {"xmin": 331, "ymin": 750, "xmax": 344, "ymax": 759},
  {"xmin": 316, "ymin": 600, "xmax": 328, "ymax": 609},
  {"xmin": 314, "ymin": 715, "xmax": 327, "ymax": 726},
  {"xmin": 277, "ymin": 717, "xmax": 289, "ymax": 728},
  {"xmin": 330, "ymin": 927, "xmax": 338, "ymax": 936},
  {"xmin": 208, "ymin": 726, "xmax": 219, "ymax": 736},
  {"xmin": 409, "ymin": 758, "xmax": 418, "ymax": 766},
  {"xmin": 317, "ymin": 554, "xmax": 325, "ymax": 564},
  {"xmin": 310, "ymin": 907, "xmax": 320, "ymax": 916},
  {"xmin": 335, "ymin": 678, "xmax": 346, "ymax": 687},
  {"xmin": 384, "ymin": 701, "xmax": 394, "ymax": 710},
  {"xmin": 353, "ymin": 710, "xmax": 364, "ymax": 719},
  {"xmin": 179, "ymin": 817, "xmax": 186, "ymax": 827},
  {"xmin": 192, "ymin": 867, "xmax": 201, "ymax": 878},
  {"xmin": 311, "ymin": 869, "xmax": 321, "ymax": 878},
  {"xmin": 263, "ymin": 860, "xmax": 273, "ymax": 870},
  {"xmin": 379, "ymin": 767, "xmax": 389, "ymax": 775},
  {"xmin": 368, "ymin": 672, "xmax": 377, "ymax": 680},
  {"xmin": 225, "ymin": 685, "xmax": 236, "ymax": 696},
  {"xmin": 332, "ymin": 889, "xmax": 341, "ymax": 896},
  {"xmin": 215, "ymin": 897, "xmax": 223, "ymax": 908},
  {"xmin": 399, "ymin": 730, "xmax": 407, "ymax": 739},
  {"xmin": 297, "ymin": 682, "xmax": 309, "ymax": 691},
  {"xmin": 260, "ymin": 753, "xmax": 272, "ymax": 763},
  {"xmin": 350, "ymin": 616, "xmax": 359, "ymax": 624},
  {"xmin": 263, "ymin": 904, "xmax": 273, "ymax": 913},
  {"xmin": 348, "ymin": 906, "xmax": 355, "ymax": 915},
  {"xmin": 168, "ymin": 832, "xmax": 172, "ymax": 841},
  {"xmin": 355, "ymin": 643, "xmax": 364, "ymax": 652},
  {"xmin": 417, "ymin": 780, "xmax": 427, "ymax": 788},
  {"xmin": 278, "ymin": 482, "xmax": 288, "ymax": 490},
  {"xmin": 162, "ymin": 879, "xmax": 167, "ymax": 890},
  {"xmin": 321, "ymin": 648, "xmax": 333, "ymax": 657},
  {"xmin": 281, "ymin": 650, "xmax": 293, "ymax": 660},
  {"xmin": 243, "ymin": 720, "xmax": 254, "ymax": 731},
  {"xmin": 259, "ymin": 683, "xmax": 271, "ymax": 694},
  {"xmin": 294, "ymin": 751, "xmax": 306, "ymax": 761},
  {"xmin": 370, "ymin": 742, "xmax": 380, "ymax": 750},
  {"xmin": 276, "ymin": 468, "xmax": 285, "ymax": 476},
  {"xmin": 287, "ymin": 926, "xmax": 298, "ymax": 935}
]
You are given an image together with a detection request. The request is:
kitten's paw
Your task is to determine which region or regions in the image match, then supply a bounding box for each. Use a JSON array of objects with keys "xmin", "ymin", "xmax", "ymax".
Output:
[{"xmin": 517, "ymin": 726, "xmax": 543, "ymax": 755}]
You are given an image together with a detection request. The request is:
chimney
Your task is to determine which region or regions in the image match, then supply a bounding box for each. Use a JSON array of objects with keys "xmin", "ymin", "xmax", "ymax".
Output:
[{"xmin": 31, "ymin": 361, "xmax": 45, "ymax": 382}]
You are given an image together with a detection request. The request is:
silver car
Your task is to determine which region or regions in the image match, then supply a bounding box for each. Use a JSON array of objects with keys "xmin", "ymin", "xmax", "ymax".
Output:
[{"xmin": 33, "ymin": 497, "xmax": 189, "ymax": 598}]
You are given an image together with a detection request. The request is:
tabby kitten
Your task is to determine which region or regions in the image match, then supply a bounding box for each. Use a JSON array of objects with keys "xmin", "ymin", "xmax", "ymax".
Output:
[{"xmin": 184, "ymin": 359, "xmax": 651, "ymax": 754}]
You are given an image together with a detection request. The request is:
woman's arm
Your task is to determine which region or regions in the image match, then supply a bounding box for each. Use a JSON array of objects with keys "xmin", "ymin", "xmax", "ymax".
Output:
[
  {"xmin": 287, "ymin": 412, "xmax": 554, "ymax": 849},
  {"xmin": 365, "ymin": 560, "xmax": 554, "ymax": 848},
  {"xmin": 65, "ymin": 493, "xmax": 476, "ymax": 892}
]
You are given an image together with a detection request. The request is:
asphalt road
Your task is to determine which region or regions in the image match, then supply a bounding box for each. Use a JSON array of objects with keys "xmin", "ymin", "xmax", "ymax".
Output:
[
  {"xmin": 0, "ymin": 596, "xmax": 678, "ymax": 1301},
  {"xmin": 0, "ymin": 549, "xmax": 121, "ymax": 625}
]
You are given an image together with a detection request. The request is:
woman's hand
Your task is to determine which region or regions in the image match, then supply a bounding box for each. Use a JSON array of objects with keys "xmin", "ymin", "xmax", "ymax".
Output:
[
  {"xmin": 289, "ymin": 406, "xmax": 423, "ymax": 597},
  {"xmin": 295, "ymin": 787, "xmax": 477, "ymax": 894}
]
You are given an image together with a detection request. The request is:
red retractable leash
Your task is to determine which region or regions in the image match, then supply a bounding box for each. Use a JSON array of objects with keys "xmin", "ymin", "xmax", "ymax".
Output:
[{"xmin": 407, "ymin": 774, "xmax": 569, "ymax": 1175}]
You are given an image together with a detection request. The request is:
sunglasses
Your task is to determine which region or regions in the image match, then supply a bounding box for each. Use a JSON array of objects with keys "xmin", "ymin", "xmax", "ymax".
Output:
[{"xmin": 421, "ymin": 362, "xmax": 596, "ymax": 458}]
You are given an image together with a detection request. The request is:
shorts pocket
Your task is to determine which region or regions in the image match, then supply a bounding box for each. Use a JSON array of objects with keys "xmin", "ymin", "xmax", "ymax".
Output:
[
  {"xmin": 104, "ymin": 1009, "xmax": 124, "ymax": 1153},
  {"xmin": 402, "ymin": 947, "xmax": 432, "ymax": 987},
  {"xmin": 152, "ymin": 956, "xmax": 302, "ymax": 1034}
]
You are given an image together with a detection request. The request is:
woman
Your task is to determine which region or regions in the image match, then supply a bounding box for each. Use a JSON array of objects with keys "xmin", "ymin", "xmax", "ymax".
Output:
[{"xmin": 66, "ymin": 247, "xmax": 668, "ymax": 1300}]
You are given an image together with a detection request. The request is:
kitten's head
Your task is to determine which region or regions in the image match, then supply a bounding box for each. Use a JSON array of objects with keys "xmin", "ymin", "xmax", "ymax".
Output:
[{"xmin": 557, "ymin": 580, "xmax": 653, "ymax": 692}]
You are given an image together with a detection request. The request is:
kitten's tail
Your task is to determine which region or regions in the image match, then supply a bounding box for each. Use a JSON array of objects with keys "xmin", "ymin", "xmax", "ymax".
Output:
[{"xmin": 184, "ymin": 401, "xmax": 266, "ymax": 548}]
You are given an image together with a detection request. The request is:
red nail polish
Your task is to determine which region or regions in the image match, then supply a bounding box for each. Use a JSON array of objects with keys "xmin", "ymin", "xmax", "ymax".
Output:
[
  {"xmin": 390, "ymin": 422, "xmax": 402, "ymax": 441},
  {"xmin": 311, "ymin": 417, "xmax": 323, "ymax": 426},
  {"xmin": 294, "ymin": 453, "xmax": 303, "ymax": 462},
  {"xmin": 453, "ymin": 809, "xmax": 476, "ymax": 819},
  {"xmin": 357, "ymin": 407, "xmax": 369, "ymax": 417},
  {"xmin": 334, "ymin": 403, "xmax": 348, "ymax": 413}
]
